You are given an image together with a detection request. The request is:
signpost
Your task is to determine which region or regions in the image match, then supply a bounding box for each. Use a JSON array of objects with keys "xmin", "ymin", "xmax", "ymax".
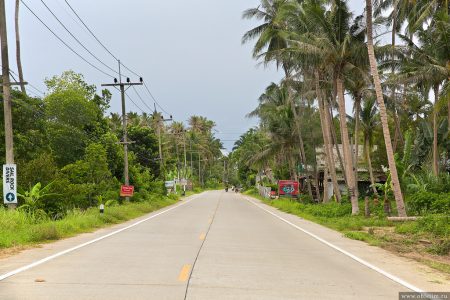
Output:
[
  {"xmin": 120, "ymin": 185, "xmax": 134, "ymax": 197},
  {"xmin": 278, "ymin": 180, "xmax": 299, "ymax": 198},
  {"xmin": 3, "ymin": 164, "xmax": 17, "ymax": 204},
  {"xmin": 164, "ymin": 181, "xmax": 175, "ymax": 188}
]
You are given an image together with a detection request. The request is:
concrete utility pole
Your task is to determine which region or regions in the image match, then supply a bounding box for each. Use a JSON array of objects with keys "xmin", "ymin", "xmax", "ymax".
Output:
[
  {"xmin": 102, "ymin": 61, "xmax": 142, "ymax": 200},
  {"xmin": 1, "ymin": 0, "xmax": 26, "ymax": 210},
  {"xmin": 1, "ymin": 0, "xmax": 13, "ymax": 165}
]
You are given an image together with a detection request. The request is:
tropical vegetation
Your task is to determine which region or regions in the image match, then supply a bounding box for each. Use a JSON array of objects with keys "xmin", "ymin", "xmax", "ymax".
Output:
[{"xmin": 234, "ymin": 0, "xmax": 449, "ymax": 218}]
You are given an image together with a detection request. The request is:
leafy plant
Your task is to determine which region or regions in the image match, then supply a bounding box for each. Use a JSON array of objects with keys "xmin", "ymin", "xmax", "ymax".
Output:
[{"xmin": 18, "ymin": 182, "xmax": 60, "ymax": 215}]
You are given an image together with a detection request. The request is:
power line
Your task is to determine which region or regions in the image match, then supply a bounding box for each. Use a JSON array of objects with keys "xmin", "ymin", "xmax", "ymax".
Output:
[
  {"xmin": 3, "ymin": 66, "xmax": 45, "ymax": 96},
  {"xmin": 142, "ymin": 81, "xmax": 170, "ymax": 115},
  {"xmin": 62, "ymin": 1, "xmax": 172, "ymax": 116},
  {"xmin": 39, "ymin": 0, "xmax": 120, "ymax": 77},
  {"xmin": 20, "ymin": 0, "xmax": 115, "ymax": 79},
  {"xmin": 124, "ymin": 91, "xmax": 147, "ymax": 114},
  {"xmin": 64, "ymin": 0, "xmax": 118, "ymax": 62},
  {"xmin": 132, "ymin": 85, "xmax": 154, "ymax": 112}
]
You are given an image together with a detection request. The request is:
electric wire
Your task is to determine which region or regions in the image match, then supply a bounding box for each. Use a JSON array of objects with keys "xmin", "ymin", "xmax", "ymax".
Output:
[
  {"xmin": 63, "ymin": 0, "xmax": 172, "ymax": 116},
  {"xmin": 20, "ymin": 0, "xmax": 115, "ymax": 79},
  {"xmin": 64, "ymin": 0, "xmax": 119, "ymax": 62},
  {"xmin": 131, "ymin": 85, "xmax": 154, "ymax": 112},
  {"xmin": 142, "ymin": 82, "xmax": 170, "ymax": 115},
  {"xmin": 124, "ymin": 91, "xmax": 148, "ymax": 114},
  {"xmin": 2, "ymin": 66, "xmax": 45, "ymax": 96},
  {"xmin": 39, "ymin": 0, "xmax": 120, "ymax": 77}
]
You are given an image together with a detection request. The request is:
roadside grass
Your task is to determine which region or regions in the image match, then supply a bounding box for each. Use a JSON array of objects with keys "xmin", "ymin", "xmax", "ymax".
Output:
[
  {"xmin": 244, "ymin": 188, "xmax": 450, "ymax": 275},
  {"xmin": 0, "ymin": 196, "xmax": 180, "ymax": 250}
]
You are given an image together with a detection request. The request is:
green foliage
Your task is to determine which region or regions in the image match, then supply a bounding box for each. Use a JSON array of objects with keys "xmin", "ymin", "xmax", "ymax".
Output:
[
  {"xmin": 408, "ymin": 191, "xmax": 450, "ymax": 215},
  {"xmin": 18, "ymin": 153, "xmax": 59, "ymax": 188},
  {"xmin": 18, "ymin": 182, "xmax": 59, "ymax": 215}
]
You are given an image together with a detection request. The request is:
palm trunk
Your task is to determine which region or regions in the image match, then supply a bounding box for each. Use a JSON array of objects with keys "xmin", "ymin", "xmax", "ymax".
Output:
[
  {"xmin": 366, "ymin": 137, "xmax": 379, "ymax": 196},
  {"xmin": 433, "ymin": 84, "xmax": 439, "ymax": 176},
  {"xmin": 283, "ymin": 72, "xmax": 314, "ymax": 198},
  {"xmin": 392, "ymin": 109, "xmax": 404, "ymax": 153},
  {"xmin": 354, "ymin": 95, "xmax": 361, "ymax": 199},
  {"xmin": 308, "ymin": 101, "xmax": 321, "ymax": 201},
  {"xmin": 289, "ymin": 97, "xmax": 313, "ymax": 198},
  {"xmin": 366, "ymin": 0, "xmax": 406, "ymax": 217},
  {"xmin": 15, "ymin": 0, "xmax": 25, "ymax": 94},
  {"xmin": 288, "ymin": 151, "xmax": 298, "ymax": 182},
  {"xmin": 336, "ymin": 75, "xmax": 358, "ymax": 214},
  {"xmin": 391, "ymin": 6, "xmax": 403, "ymax": 153},
  {"xmin": 328, "ymin": 101, "xmax": 347, "ymax": 185},
  {"xmin": 315, "ymin": 71, "xmax": 341, "ymax": 202}
]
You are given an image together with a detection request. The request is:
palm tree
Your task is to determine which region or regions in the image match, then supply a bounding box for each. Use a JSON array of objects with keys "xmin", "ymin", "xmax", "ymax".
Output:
[
  {"xmin": 243, "ymin": 0, "xmax": 314, "ymax": 198},
  {"xmin": 365, "ymin": 0, "xmax": 407, "ymax": 217},
  {"xmin": 360, "ymin": 97, "xmax": 380, "ymax": 196},
  {"xmin": 282, "ymin": 0, "xmax": 366, "ymax": 212},
  {"xmin": 394, "ymin": 11, "xmax": 449, "ymax": 176}
]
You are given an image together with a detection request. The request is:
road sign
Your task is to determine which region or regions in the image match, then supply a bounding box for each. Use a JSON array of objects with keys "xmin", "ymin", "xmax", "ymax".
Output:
[
  {"xmin": 180, "ymin": 178, "xmax": 187, "ymax": 186},
  {"xmin": 278, "ymin": 180, "xmax": 299, "ymax": 198},
  {"xmin": 120, "ymin": 185, "xmax": 134, "ymax": 197},
  {"xmin": 3, "ymin": 164, "xmax": 17, "ymax": 204},
  {"xmin": 165, "ymin": 181, "xmax": 175, "ymax": 188}
]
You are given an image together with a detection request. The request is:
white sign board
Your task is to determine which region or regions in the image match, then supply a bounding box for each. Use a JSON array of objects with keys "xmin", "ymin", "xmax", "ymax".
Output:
[
  {"xmin": 165, "ymin": 181, "xmax": 175, "ymax": 188},
  {"xmin": 3, "ymin": 164, "xmax": 17, "ymax": 204},
  {"xmin": 180, "ymin": 178, "xmax": 187, "ymax": 186}
]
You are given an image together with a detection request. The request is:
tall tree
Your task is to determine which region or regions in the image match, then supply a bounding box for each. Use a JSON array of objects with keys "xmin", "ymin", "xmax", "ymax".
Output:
[{"xmin": 366, "ymin": 0, "xmax": 407, "ymax": 217}]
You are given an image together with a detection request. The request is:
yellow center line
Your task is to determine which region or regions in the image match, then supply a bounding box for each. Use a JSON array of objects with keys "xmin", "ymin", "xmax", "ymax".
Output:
[
  {"xmin": 199, "ymin": 233, "xmax": 206, "ymax": 240},
  {"xmin": 178, "ymin": 264, "xmax": 192, "ymax": 282}
]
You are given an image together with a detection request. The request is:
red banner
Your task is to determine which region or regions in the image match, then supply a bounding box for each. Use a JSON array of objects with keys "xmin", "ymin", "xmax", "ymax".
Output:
[
  {"xmin": 278, "ymin": 180, "xmax": 299, "ymax": 197},
  {"xmin": 120, "ymin": 185, "xmax": 134, "ymax": 197}
]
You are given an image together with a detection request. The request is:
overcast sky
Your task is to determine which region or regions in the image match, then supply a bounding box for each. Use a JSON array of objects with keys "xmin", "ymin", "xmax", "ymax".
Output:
[{"xmin": 5, "ymin": 0, "xmax": 365, "ymax": 151}]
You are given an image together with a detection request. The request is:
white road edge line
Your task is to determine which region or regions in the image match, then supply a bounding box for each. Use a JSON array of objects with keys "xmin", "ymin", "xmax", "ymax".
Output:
[
  {"xmin": 245, "ymin": 196, "xmax": 423, "ymax": 293},
  {"xmin": 0, "ymin": 193, "xmax": 204, "ymax": 282}
]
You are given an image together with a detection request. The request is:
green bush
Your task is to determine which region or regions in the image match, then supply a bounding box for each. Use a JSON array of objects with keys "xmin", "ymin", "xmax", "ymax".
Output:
[
  {"xmin": 416, "ymin": 215, "xmax": 450, "ymax": 237},
  {"xmin": 407, "ymin": 191, "xmax": 450, "ymax": 215},
  {"xmin": 431, "ymin": 194, "xmax": 450, "ymax": 214}
]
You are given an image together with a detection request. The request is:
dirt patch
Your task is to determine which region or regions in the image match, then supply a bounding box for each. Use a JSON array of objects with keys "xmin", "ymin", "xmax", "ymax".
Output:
[
  {"xmin": 360, "ymin": 226, "xmax": 450, "ymax": 276},
  {"xmin": 0, "ymin": 245, "xmax": 40, "ymax": 260}
]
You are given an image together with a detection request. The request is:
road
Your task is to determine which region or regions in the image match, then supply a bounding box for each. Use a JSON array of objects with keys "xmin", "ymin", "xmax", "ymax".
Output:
[{"xmin": 0, "ymin": 191, "xmax": 441, "ymax": 299}]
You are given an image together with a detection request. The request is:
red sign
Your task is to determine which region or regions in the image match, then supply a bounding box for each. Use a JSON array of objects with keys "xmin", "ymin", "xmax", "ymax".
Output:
[
  {"xmin": 278, "ymin": 180, "xmax": 299, "ymax": 197},
  {"xmin": 120, "ymin": 185, "xmax": 134, "ymax": 197}
]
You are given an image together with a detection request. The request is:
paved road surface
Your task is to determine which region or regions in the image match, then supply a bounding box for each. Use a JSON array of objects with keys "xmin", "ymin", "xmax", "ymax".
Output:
[{"xmin": 0, "ymin": 191, "xmax": 421, "ymax": 299}]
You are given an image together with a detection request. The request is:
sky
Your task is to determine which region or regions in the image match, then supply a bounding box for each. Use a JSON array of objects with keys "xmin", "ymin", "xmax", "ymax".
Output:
[{"xmin": 5, "ymin": 0, "xmax": 365, "ymax": 151}]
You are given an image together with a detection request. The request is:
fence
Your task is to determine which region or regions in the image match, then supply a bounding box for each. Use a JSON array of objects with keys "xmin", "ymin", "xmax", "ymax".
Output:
[{"xmin": 258, "ymin": 186, "xmax": 272, "ymax": 199}]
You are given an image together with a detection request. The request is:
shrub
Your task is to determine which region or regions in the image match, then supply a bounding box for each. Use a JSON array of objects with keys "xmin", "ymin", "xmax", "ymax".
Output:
[
  {"xmin": 407, "ymin": 191, "xmax": 438, "ymax": 215},
  {"xmin": 431, "ymin": 194, "xmax": 450, "ymax": 214},
  {"xmin": 407, "ymin": 191, "xmax": 450, "ymax": 215}
]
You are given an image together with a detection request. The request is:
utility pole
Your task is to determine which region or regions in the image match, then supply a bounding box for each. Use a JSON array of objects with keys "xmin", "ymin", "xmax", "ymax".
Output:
[
  {"xmin": 1, "ymin": 0, "xmax": 13, "ymax": 166},
  {"xmin": 1, "ymin": 0, "xmax": 26, "ymax": 210},
  {"xmin": 102, "ymin": 61, "xmax": 142, "ymax": 201}
]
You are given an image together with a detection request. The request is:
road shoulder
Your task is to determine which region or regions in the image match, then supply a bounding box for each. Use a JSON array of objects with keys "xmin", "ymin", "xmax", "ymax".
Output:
[{"xmin": 244, "ymin": 194, "xmax": 450, "ymax": 292}]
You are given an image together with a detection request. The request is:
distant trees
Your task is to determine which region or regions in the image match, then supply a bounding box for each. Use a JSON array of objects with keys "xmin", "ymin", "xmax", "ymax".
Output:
[{"xmin": 1, "ymin": 70, "xmax": 224, "ymax": 217}]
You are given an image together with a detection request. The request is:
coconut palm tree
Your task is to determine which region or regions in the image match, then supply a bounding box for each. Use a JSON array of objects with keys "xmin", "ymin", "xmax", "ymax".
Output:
[
  {"xmin": 360, "ymin": 97, "xmax": 380, "ymax": 196},
  {"xmin": 243, "ymin": 0, "xmax": 315, "ymax": 198},
  {"xmin": 280, "ymin": 0, "xmax": 367, "ymax": 212},
  {"xmin": 393, "ymin": 11, "xmax": 449, "ymax": 176},
  {"xmin": 365, "ymin": 0, "xmax": 407, "ymax": 217}
]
